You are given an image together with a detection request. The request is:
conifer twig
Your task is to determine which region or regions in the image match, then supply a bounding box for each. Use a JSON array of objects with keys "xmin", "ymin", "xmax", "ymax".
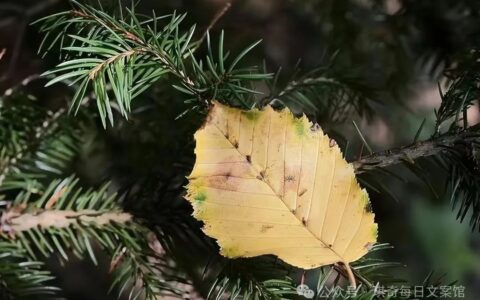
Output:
[
  {"xmin": 0, "ymin": 106, "xmax": 67, "ymax": 187},
  {"xmin": 4, "ymin": 209, "xmax": 131, "ymax": 234},
  {"xmin": 352, "ymin": 130, "xmax": 480, "ymax": 173}
]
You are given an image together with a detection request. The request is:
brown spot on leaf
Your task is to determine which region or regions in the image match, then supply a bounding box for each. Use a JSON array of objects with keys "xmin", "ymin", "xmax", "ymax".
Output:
[
  {"xmin": 285, "ymin": 175, "xmax": 295, "ymax": 182},
  {"xmin": 260, "ymin": 225, "xmax": 273, "ymax": 233},
  {"xmin": 246, "ymin": 155, "xmax": 251, "ymax": 163},
  {"xmin": 298, "ymin": 188, "xmax": 307, "ymax": 197}
]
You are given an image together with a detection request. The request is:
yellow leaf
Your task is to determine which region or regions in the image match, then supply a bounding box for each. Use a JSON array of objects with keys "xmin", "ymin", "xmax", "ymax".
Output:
[{"xmin": 186, "ymin": 101, "xmax": 377, "ymax": 269}]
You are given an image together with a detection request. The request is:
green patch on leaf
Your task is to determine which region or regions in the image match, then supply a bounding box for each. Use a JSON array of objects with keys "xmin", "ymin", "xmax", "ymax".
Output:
[
  {"xmin": 294, "ymin": 119, "xmax": 306, "ymax": 136},
  {"xmin": 243, "ymin": 110, "xmax": 260, "ymax": 121},
  {"xmin": 194, "ymin": 191, "xmax": 207, "ymax": 203}
]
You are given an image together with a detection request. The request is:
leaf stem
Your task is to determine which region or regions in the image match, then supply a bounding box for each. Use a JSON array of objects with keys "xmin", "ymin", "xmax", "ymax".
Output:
[{"xmin": 343, "ymin": 262, "xmax": 357, "ymax": 289}]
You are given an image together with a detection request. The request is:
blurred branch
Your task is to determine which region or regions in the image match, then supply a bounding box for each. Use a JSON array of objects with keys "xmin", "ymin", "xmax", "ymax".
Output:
[
  {"xmin": 0, "ymin": 105, "xmax": 69, "ymax": 189},
  {"xmin": 197, "ymin": 1, "xmax": 233, "ymax": 48}
]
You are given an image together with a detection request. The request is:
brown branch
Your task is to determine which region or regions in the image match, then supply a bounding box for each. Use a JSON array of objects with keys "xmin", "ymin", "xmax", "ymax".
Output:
[
  {"xmin": 71, "ymin": 10, "xmax": 142, "ymax": 44},
  {"xmin": 89, "ymin": 49, "xmax": 139, "ymax": 79},
  {"xmin": 2, "ymin": 208, "xmax": 131, "ymax": 235},
  {"xmin": 71, "ymin": 8, "xmax": 201, "ymax": 101},
  {"xmin": 197, "ymin": 1, "xmax": 233, "ymax": 49},
  {"xmin": 352, "ymin": 131, "xmax": 480, "ymax": 173}
]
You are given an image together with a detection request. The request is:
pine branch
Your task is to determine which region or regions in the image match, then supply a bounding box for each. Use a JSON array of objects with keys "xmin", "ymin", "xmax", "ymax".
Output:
[
  {"xmin": 207, "ymin": 257, "xmax": 297, "ymax": 300},
  {"xmin": 350, "ymin": 32, "xmax": 480, "ymax": 231},
  {"xmin": 0, "ymin": 90, "xmax": 81, "ymax": 192},
  {"xmin": 435, "ymin": 43, "xmax": 480, "ymax": 133},
  {"xmin": 352, "ymin": 130, "xmax": 480, "ymax": 173},
  {"xmin": 36, "ymin": 1, "xmax": 271, "ymax": 126},
  {"xmin": 5, "ymin": 209, "xmax": 131, "ymax": 233},
  {"xmin": 264, "ymin": 64, "xmax": 375, "ymax": 124},
  {"xmin": 0, "ymin": 177, "xmax": 185, "ymax": 299},
  {"xmin": 0, "ymin": 107, "xmax": 68, "ymax": 186},
  {"xmin": 352, "ymin": 125, "xmax": 480, "ymax": 230},
  {"xmin": 0, "ymin": 242, "xmax": 58, "ymax": 300}
]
